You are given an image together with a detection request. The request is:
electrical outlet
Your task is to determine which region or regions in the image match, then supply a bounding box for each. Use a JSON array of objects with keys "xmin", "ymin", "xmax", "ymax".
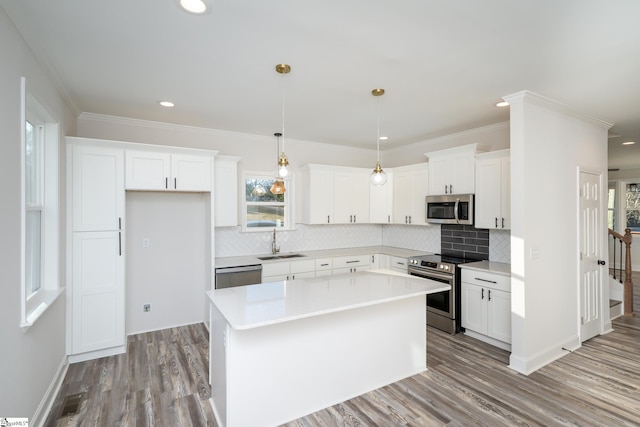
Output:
[
  {"xmin": 143, "ymin": 304, "xmax": 151, "ymax": 312},
  {"xmin": 142, "ymin": 238, "xmax": 150, "ymax": 248}
]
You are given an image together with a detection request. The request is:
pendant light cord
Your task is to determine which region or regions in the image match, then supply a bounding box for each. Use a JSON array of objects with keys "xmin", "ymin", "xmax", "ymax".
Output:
[
  {"xmin": 281, "ymin": 71, "xmax": 286, "ymax": 153},
  {"xmin": 376, "ymin": 94, "xmax": 381, "ymax": 163}
]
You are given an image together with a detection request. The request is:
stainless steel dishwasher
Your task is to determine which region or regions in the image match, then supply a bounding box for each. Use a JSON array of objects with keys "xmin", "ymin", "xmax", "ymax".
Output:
[{"xmin": 215, "ymin": 264, "xmax": 263, "ymax": 289}]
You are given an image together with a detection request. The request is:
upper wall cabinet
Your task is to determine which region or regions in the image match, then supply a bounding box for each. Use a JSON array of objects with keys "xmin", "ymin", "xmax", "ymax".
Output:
[
  {"xmin": 475, "ymin": 150, "xmax": 510, "ymax": 230},
  {"xmin": 72, "ymin": 144, "xmax": 125, "ymax": 232},
  {"xmin": 333, "ymin": 168, "xmax": 370, "ymax": 224},
  {"xmin": 393, "ymin": 163, "xmax": 428, "ymax": 225},
  {"xmin": 214, "ymin": 156, "xmax": 240, "ymax": 227},
  {"xmin": 125, "ymin": 150, "xmax": 212, "ymax": 192},
  {"xmin": 301, "ymin": 164, "xmax": 335, "ymax": 224},
  {"xmin": 370, "ymin": 172, "xmax": 394, "ymax": 224},
  {"xmin": 426, "ymin": 144, "xmax": 488, "ymax": 196}
]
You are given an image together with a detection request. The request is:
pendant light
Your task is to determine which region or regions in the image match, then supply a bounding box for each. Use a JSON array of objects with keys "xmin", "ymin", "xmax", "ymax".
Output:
[
  {"xmin": 270, "ymin": 132, "xmax": 286, "ymax": 194},
  {"xmin": 276, "ymin": 63, "xmax": 291, "ymax": 178},
  {"xmin": 370, "ymin": 88, "xmax": 387, "ymax": 186}
]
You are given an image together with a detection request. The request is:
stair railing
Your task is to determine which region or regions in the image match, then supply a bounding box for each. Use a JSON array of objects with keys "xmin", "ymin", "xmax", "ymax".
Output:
[{"xmin": 608, "ymin": 228, "xmax": 634, "ymax": 316}]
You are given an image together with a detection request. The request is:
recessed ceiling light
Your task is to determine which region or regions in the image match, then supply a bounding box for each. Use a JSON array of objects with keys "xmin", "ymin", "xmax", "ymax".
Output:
[
  {"xmin": 623, "ymin": 141, "xmax": 636, "ymax": 145},
  {"xmin": 379, "ymin": 136, "xmax": 388, "ymax": 140},
  {"xmin": 159, "ymin": 101, "xmax": 175, "ymax": 108},
  {"xmin": 179, "ymin": 0, "xmax": 208, "ymax": 14},
  {"xmin": 496, "ymin": 100, "xmax": 509, "ymax": 107}
]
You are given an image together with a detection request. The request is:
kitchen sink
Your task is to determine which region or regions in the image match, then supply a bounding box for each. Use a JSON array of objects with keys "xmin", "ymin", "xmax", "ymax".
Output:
[{"xmin": 257, "ymin": 253, "xmax": 306, "ymax": 260}]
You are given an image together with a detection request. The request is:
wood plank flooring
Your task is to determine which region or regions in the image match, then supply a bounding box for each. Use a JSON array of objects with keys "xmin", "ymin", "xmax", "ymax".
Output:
[{"xmin": 46, "ymin": 312, "xmax": 640, "ymax": 426}]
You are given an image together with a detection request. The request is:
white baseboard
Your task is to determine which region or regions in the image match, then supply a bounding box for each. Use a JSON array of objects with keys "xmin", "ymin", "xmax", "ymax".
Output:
[
  {"xmin": 31, "ymin": 356, "xmax": 68, "ymax": 427},
  {"xmin": 68, "ymin": 345, "xmax": 126, "ymax": 364},
  {"xmin": 509, "ymin": 335, "xmax": 579, "ymax": 375}
]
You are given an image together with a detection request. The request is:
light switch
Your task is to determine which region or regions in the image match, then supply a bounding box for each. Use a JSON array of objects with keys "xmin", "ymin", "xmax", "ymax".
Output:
[{"xmin": 530, "ymin": 247, "xmax": 540, "ymax": 260}]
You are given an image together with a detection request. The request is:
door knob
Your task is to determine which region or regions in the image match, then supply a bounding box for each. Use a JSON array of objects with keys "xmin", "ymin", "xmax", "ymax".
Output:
[{"xmin": 597, "ymin": 260, "xmax": 606, "ymax": 266}]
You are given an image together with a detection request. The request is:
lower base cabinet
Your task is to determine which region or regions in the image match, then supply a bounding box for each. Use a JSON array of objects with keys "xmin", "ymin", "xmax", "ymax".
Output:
[{"xmin": 461, "ymin": 269, "xmax": 511, "ymax": 349}]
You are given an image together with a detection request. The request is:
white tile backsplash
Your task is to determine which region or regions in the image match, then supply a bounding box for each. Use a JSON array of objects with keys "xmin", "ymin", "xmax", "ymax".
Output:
[
  {"xmin": 489, "ymin": 229, "xmax": 511, "ymax": 263},
  {"xmin": 215, "ymin": 223, "xmax": 507, "ymax": 261}
]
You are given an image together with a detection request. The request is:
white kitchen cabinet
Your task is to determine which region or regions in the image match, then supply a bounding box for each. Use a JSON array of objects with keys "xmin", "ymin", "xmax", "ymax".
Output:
[
  {"xmin": 389, "ymin": 256, "xmax": 409, "ymax": 273},
  {"xmin": 315, "ymin": 258, "xmax": 333, "ymax": 277},
  {"xmin": 300, "ymin": 164, "xmax": 335, "ymax": 224},
  {"xmin": 393, "ymin": 163, "xmax": 428, "ymax": 225},
  {"xmin": 71, "ymin": 231, "xmax": 125, "ymax": 355},
  {"xmin": 67, "ymin": 140, "xmax": 126, "ymax": 361},
  {"xmin": 426, "ymin": 144, "xmax": 488, "ymax": 195},
  {"xmin": 333, "ymin": 168, "xmax": 370, "ymax": 224},
  {"xmin": 332, "ymin": 254, "xmax": 371, "ymax": 274},
  {"xmin": 461, "ymin": 269, "xmax": 511, "ymax": 349},
  {"xmin": 262, "ymin": 259, "xmax": 316, "ymax": 282},
  {"xmin": 125, "ymin": 150, "xmax": 212, "ymax": 192},
  {"xmin": 214, "ymin": 155, "xmax": 240, "ymax": 227},
  {"xmin": 475, "ymin": 150, "xmax": 510, "ymax": 230},
  {"xmin": 370, "ymin": 172, "xmax": 394, "ymax": 224},
  {"xmin": 370, "ymin": 254, "xmax": 386, "ymax": 269},
  {"xmin": 72, "ymin": 145, "xmax": 125, "ymax": 232}
]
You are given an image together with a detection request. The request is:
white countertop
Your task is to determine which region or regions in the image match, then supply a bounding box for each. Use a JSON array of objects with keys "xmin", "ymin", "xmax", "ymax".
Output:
[
  {"xmin": 460, "ymin": 260, "xmax": 511, "ymax": 276},
  {"xmin": 206, "ymin": 270, "xmax": 449, "ymax": 330},
  {"xmin": 214, "ymin": 245, "xmax": 431, "ymax": 268}
]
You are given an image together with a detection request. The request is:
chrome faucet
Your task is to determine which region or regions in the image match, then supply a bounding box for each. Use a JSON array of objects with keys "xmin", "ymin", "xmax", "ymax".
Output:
[{"xmin": 271, "ymin": 228, "xmax": 280, "ymax": 255}]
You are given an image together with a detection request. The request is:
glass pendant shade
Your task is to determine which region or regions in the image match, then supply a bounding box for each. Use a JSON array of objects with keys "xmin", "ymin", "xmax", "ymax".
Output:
[
  {"xmin": 270, "ymin": 178, "xmax": 286, "ymax": 194},
  {"xmin": 278, "ymin": 152, "xmax": 289, "ymax": 177},
  {"xmin": 370, "ymin": 162, "xmax": 387, "ymax": 186}
]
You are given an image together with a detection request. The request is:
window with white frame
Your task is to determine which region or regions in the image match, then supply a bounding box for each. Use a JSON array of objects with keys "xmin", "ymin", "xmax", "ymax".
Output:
[
  {"xmin": 21, "ymin": 78, "xmax": 61, "ymax": 329},
  {"xmin": 625, "ymin": 182, "xmax": 640, "ymax": 232},
  {"xmin": 242, "ymin": 173, "xmax": 291, "ymax": 231},
  {"xmin": 608, "ymin": 181, "xmax": 616, "ymax": 230}
]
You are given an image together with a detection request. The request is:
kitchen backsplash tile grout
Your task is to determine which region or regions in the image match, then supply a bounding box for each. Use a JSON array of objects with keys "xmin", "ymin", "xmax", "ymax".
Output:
[{"xmin": 215, "ymin": 224, "xmax": 511, "ymax": 264}]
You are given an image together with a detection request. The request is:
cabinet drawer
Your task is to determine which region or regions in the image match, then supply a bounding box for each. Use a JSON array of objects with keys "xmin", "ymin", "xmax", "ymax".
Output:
[
  {"xmin": 332, "ymin": 254, "xmax": 370, "ymax": 269},
  {"xmin": 389, "ymin": 256, "xmax": 408, "ymax": 272},
  {"xmin": 315, "ymin": 258, "xmax": 333, "ymax": 271},
  {"xmin": 262, "ymin": 262, "xmax": 290, "ymax": 277},
  {"xmin": 461, "ymin": 269, "xmax": 510, "ymax": 292},
  {"xmin": 290, "ymin": 259, "xmax": 316, "ymax": 274}
]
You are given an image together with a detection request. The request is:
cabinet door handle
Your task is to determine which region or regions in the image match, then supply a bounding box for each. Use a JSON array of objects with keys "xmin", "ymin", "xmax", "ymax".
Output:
[
  {"xmin": 174, "ymin": 177, "xmax": 177, "ymax": 189},
  {"xmin": 388, "ymin": 215, "xmax": 390, "ymax": 223},
  {"xmin": 165, "ymin": 177, "xmax": 168, "ymax": 189},
  {"xmin": 481, "ymin": 288, "xmax": 484, "ymax": 300},
  {"xmin": 444, "ymin": 185, "xmax": 448, "ymax": 194},
  {"xmin": 118, "ymin": 231, "xmax": 122, "ymax": 256},
  {"xmin": 371, "ymin": 255, "xmax": 374, "ymax": 263},
  {"xmin": 354, "ymin": 214, "xmax": 356, "ymax": 223},
  {"xmin": 118, "ymin": 217, "xmax": 122, "ymax": 230},
  {"xmin": 495, "ymin": 217, "xmax": 498, "ymax": 228},
  {"xmin": 409, "ymin": 216, "xmax": 412, "ymax": 224},
  {"xmin": 327, "ymin": 215, "xmax": 330, "ymax": 224},
  {"xmin": 488, "ymin": 289, "xmax": 492, "ymax": 301},
  {"xmin": 449, "ymin": 184, "xmax": 453, "ymax": 194},
  {"xmin": 502, "ymin": 218, "xmax": 505, "ymax": 228},
  {"xmin": 475, "ymin": 277, "xmax": 497, "ymax": 284},
  {"xmin": 346, "ymin": 260, "xmax": 359, "ymax": 264},
  {"xmin": 320, "ymin": 263, "xmax": 329, "ymax": 267}
]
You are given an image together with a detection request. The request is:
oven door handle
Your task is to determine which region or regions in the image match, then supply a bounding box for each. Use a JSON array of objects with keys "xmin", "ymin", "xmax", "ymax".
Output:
[{"xmin": 411, "ymin": 270, "xmax": 453, "ymax": 283}]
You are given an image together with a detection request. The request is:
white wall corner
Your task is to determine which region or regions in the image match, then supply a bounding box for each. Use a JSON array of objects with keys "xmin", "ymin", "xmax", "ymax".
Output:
[{"xmin": 508, "ymin": 334, "xmax": 580, "ymax": 375}]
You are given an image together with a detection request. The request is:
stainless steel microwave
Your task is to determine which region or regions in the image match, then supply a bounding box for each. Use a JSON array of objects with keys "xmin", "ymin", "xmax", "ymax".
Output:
[{"xmin": 425, "ymin": 194, "xmax": 474, "ymax": 225}]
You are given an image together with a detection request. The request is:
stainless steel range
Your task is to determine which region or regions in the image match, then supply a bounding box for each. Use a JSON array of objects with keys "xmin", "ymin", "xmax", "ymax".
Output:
[{"xmin": 408, "ymin": 253, "xmax": 473, "ymax": 334}]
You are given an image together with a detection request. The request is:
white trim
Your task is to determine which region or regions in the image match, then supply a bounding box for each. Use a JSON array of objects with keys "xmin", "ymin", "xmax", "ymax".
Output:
[
  {"xmin": 31, "ymin": 356, "xmax": 68, "ymax": 427},
  {"xmin": 502, "ymin": 90, "xmax": 613, "ymax": 130},
  {"xmin": 509, "ymin": 335, "xmax": 580, "ymax": 375},
  {"xmin": 67, "ymin": 345, "xmax": 127, "ymax": 364}
]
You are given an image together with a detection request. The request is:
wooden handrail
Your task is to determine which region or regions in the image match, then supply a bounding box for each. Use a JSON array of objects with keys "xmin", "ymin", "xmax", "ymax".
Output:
[{"xmin": 608, "ymin": 228, "xmax": 634, "ymax": 316}]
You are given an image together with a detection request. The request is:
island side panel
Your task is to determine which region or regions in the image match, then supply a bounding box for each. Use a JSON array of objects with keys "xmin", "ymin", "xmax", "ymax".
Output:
[
  {"xmin": 209, "ymin": 303, "xmax": 228, "ymax": 426},
  {"xmin": 225, "ymin": 295, "xmax": 426, "ymax": 427}
]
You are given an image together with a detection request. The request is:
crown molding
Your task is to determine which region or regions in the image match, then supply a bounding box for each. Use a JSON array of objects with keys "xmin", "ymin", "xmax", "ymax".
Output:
[{"xmin": 502, "ymin": 90, "xmax": 613, "ymax": 130}]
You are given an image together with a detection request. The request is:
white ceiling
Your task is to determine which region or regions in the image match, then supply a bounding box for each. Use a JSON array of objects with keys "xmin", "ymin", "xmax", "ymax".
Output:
[{"xmin": 3, "ymin": 0, "xmax": 640, "ymax": 168}]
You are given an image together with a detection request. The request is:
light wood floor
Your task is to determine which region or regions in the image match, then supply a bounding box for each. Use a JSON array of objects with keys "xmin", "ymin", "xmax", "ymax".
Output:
[{"xmin": 45, "ymin": 303, "xmax": 640, "ymax": 426}]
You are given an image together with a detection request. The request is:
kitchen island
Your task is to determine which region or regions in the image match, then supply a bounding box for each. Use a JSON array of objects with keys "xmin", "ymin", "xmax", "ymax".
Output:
[{"xmin": 206, "ymin": 270, "xmax": 449, "ymax": 427}]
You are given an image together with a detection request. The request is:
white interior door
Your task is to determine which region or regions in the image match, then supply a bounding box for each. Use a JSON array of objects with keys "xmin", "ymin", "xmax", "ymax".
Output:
[{"xmin": 579, "ymin": 171, "xmax": 604, "ymax": 342}]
